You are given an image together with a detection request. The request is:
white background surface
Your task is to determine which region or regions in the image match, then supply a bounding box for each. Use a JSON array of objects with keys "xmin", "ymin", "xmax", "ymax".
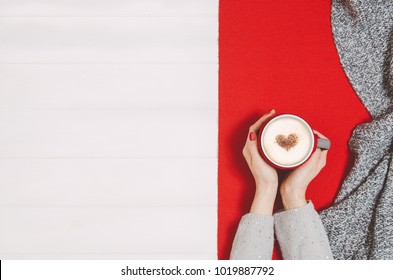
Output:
[{"xmin": 0, "ymin": 0, "xmax": 218, "ymax": 259}]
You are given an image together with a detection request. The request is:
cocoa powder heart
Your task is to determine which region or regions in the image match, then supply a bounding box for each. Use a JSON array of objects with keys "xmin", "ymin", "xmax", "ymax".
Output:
[{"xmin": 275, "ymin": 133, "xmax": 299, "ymax": 151}]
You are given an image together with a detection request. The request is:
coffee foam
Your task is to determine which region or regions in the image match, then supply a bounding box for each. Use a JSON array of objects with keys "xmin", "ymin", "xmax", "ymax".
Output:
[{"xmin": 262, "ymin": 116, "xmax": 313, "ymax": 166}]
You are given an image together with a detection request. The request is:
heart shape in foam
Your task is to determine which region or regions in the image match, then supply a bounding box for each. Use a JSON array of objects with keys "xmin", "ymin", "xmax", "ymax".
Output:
[{"xmin": 275, "ymin": 133, "xmax": 299, "ymax": 151}]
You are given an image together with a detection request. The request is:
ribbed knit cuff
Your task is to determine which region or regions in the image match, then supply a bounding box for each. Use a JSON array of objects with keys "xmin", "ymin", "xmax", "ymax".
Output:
[
  {"xmin": 274, "ymin": 201, "xmax": 317, "ymax": 222},
  {"xmin": 273, "ymin": 201, "xmax": 334, "ymax": 260},
  {"xmin": 230, "ymin": 213, "xmax": 274, "ymax": 260},
  {"xmin": 240, "ymin": 213, "xmax": 274, "ymax": 226}
]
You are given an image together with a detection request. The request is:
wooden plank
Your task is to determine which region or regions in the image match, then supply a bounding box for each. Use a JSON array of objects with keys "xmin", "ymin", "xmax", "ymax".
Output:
[
  {"xmin": 0, "ymin": 64, "xmax": 217, "ymax": 109},
  {"xmin": 0, "ymin": 206, "xmax": 216, "ymax": 254},
  {"xmin": 0, "ymin": 0, "xmax": 217, "ymax": 16},
  {"xmin": 0, "ymin": 158, "xmax": 217, "ymax": 205},
  {"xmin": 0, "ymin": 17, "xmax": 217, "ymax": 63},
  {"xmin": 0, "ymin": 109, "xmax": 216, "ymax": 158}
]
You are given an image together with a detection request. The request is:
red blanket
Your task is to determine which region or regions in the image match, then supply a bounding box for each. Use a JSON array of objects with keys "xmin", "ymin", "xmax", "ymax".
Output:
[{"xmin": 218, "ymin": 0, "xmax": 371, "ymax": 259}]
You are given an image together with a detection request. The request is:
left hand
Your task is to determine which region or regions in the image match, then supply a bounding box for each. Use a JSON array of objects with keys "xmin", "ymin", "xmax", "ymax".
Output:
[
  {"xmin": 242, "ymin": 109, "xmax": 278, "ymax": 190},
  {"xmin": 243, "ymin": 109, "xmax": 278, "ymax": 215}
]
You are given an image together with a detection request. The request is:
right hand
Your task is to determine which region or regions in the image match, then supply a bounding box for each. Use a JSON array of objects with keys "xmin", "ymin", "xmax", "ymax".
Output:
[{"xmin": 280, "ymin": 130, "xmax": 329, "ymax": 210}]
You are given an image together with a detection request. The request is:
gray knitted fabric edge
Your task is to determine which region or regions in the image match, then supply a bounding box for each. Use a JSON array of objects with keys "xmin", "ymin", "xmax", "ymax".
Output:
[{"xmin": 319, "ymin": 0, "xmax": 393, "ymax": 259}]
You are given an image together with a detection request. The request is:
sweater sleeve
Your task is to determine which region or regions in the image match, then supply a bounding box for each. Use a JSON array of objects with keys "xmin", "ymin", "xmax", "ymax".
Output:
[
  {"xmin": 274, "ymin": 201, "xmax": 334, "ymax": 260},
  {"xmin": 230, "ymin": 213, "xmax": 274, "ymax": 260}
]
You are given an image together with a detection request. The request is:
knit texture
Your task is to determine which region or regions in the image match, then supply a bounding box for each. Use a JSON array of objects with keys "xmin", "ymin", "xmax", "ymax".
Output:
[
  {"xmin": 230, "ymin": 213, "xmax": 274, "ymax": 260},
  {"xmin": 275, "ymin": 202, "xmax": 333, "ymax": 260},
  {"xmin": 320, "ymin": 0, "xmax": 393, "ymax": 259}
]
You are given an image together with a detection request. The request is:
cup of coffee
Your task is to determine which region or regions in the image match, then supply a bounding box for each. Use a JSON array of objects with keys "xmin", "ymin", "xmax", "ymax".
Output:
[{"xmin": 258, "ymin": 114, "xmax": 330, "ymax": 170}]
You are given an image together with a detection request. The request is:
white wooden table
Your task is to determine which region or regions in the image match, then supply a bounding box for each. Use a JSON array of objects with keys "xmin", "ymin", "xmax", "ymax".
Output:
[{"xmin": 0, "ymin": 0, "xmax": 218, "ymax": 259}]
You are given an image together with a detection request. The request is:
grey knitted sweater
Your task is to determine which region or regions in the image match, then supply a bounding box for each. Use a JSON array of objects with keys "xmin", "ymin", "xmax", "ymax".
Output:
[{"xmin": 319, "ymin": 0, "xmax": 393, "ymax": 259}]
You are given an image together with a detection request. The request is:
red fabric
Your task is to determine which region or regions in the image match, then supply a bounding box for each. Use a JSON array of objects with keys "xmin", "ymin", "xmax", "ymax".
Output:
[{"xmin": 218, "ymin": 0, "xmax": 372, "ymax": 259}]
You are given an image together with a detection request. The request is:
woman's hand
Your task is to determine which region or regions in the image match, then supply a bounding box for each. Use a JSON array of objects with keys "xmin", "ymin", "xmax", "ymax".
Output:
[
  {"xmin": 243, "ymin": 109, "xmax": 278, "ymax": 215},
  {"xmin": 280, "ymin": 130, "xmax": 329, "ymax": 210}
]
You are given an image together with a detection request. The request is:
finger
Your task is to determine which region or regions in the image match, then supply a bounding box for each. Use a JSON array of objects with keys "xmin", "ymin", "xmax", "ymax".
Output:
[
  {"xmin": 246, "ymin": 109, "xmax": 276, "ymax": 166},
  {"xmin": 249, "ymin": 131, "xmax": 257, "ymax": 142},
  {"xmin": 314, "ymin": 130, "xmax": 331, "ymax": 153},
  {"xmin": 317, "ymin": 149, "xmax": 328, "ymax": 169},
  {"xmin": 312, "ymin": 146, "xmax": 327, "ymax": 165},
  {"xmin": 320, "ymin": 149, "xmax": 328, "ymax": 155},
  {"xmin": 242, "ymin": 146, "xmax": 250, "ymax": 161},
  {"xmin": 299, "ymin": 148, "xmax": 322, "ymax": 170},
  {"xmin": 309, "ymin": 147, "xmax": 322, "ymax": 161},
  {"xmin": 246, "ymin": 134, "xmax": 263, "ymax": 159},
  {"xmin": 249, "ymin": 109, "xmax": 276, "ymax": 133}
]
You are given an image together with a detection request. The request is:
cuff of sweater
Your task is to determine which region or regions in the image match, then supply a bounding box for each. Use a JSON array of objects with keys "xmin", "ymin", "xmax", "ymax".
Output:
[
  {"xmin": 274, "ymin": 201, "xmax": 317, "ymax": 222},
  {"xmin": 241, "ymin": 213, "xmax": 274, "ymax": 226},
  {"xmin": 273, "ymin": 201, "xmax": 333, "ymax": 260},
  {"xmin": 230, "ymin": 213, "xmax": 274, "ymax": 260}
]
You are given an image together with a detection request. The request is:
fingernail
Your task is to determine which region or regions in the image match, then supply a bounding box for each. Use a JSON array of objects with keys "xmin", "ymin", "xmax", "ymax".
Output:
[
  {"xmin": 249, "ymin": 132, "xmax": 256, "ymax": 141},
  {"xmin": 270, "ymin": 109, "xmax": 275, "ymax": 113}
]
